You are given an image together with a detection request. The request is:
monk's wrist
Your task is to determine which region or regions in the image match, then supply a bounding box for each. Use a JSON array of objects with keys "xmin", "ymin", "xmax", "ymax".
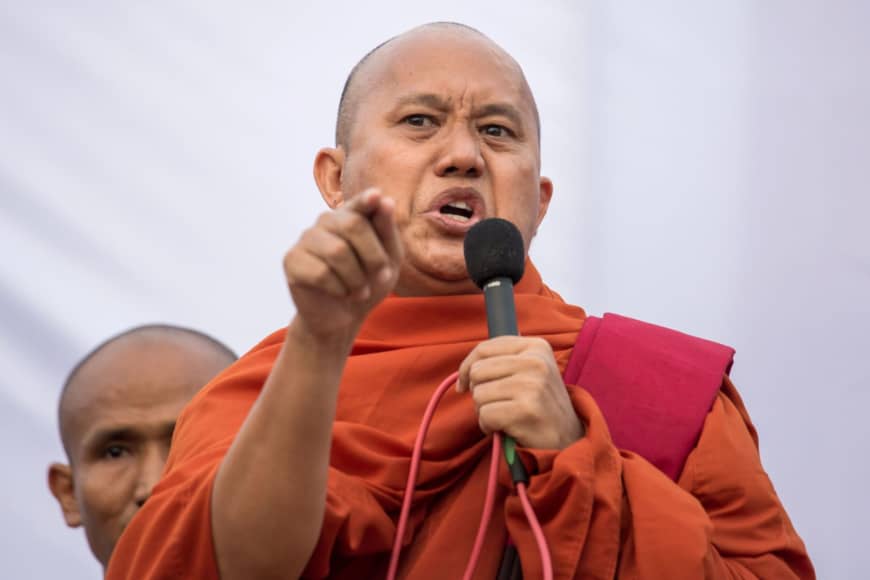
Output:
[{"xmin": 286, "ymin": 317, "xmax": 358, "ymax": 360}]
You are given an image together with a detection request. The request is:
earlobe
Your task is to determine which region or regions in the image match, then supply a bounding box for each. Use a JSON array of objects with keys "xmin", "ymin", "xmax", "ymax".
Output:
[
  {"xmin": 48, "ymin": 463, "xmax": 82, "ymax": 528},
  {"xmin": 534, "ymin": 177, "xmax": 554, "ymax": 234},
  {"xmin": 313, "ymin": 147, "xmax": 347, "ymax": 209}
]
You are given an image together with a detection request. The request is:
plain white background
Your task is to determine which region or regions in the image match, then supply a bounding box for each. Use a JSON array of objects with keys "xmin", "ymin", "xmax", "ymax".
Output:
[{"xmin": 1, "ymin": 1, "xmax": 866, "ymax": 577}]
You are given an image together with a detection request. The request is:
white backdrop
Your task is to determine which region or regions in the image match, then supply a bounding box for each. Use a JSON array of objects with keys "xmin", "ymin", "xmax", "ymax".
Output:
[{"xmin": 1, "ymin": 1, "xmax": 867, "ymax": 578}]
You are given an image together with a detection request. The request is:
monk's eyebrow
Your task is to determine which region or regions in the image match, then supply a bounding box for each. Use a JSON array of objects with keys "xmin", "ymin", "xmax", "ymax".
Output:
[
  {"xmin": 392, "ymin": 94, "xmax": 526, "ymax": 133},
  {"xmin": 83, "ymin": 427, "xmax": 139, "ymax": 450},
  {"xmin": 473, "ymin": 103, "xmax": 525, "ymax": 130},
  {"xmin": 393, "ymin": 93, "xmax": 452, "ymax": 112},
  {"xmin": 83, "ymin": 421, "xmax": 176, "ymax": 450}
]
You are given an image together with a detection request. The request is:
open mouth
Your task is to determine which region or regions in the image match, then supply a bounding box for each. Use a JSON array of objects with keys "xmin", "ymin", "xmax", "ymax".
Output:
[{"xmin": 439, "ymin": 201, "xmax": 474, "ymax": 222}]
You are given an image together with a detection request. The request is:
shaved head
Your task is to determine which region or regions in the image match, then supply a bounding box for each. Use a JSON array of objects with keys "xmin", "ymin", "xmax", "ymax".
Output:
[
  {"xmin": 49, "ymin": 323, "xmax": 237, "ymax": 568},
  {"xmin": 58, "ymin": 324, "xmax": 237, "ymax": 459},
  {"xmin": 335, "ymin": 22, "xmax": 541, "ymax": 151}
]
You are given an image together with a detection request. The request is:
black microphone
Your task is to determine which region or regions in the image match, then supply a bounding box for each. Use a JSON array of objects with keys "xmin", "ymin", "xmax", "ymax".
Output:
[
  {"xmin": 463, "ymin": 218, "xmax": 526, "ymax": 338},
  {"xmin": 464, "ymin": 218, "xmax": 529, "ymax": 485},
  {"xmin": 464, "ymin": 218, "xmax": 528, "ymax": 580}
]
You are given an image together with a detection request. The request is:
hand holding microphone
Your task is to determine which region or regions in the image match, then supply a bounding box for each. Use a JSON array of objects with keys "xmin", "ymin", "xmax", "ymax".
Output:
[{"xmin": 457, "ymin": 218, "xmax": 583, "ymax": 450}]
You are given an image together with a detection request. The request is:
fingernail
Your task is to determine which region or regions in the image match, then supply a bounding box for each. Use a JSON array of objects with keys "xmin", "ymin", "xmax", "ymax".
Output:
[{"xmin": 377, "ymin": 266, "xmax": 392, "ymax": 283}]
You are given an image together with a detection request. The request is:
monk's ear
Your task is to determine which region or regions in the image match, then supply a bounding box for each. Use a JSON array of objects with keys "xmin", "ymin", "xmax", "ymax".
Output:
[
  {"xmin": 313, "ymin": 147, "xmax": 347, "ymax": 209},
  {"xmin": 48, "ymin": 463, "xmax": 82, "ymax": 528},
  {"xmin": 532, "ymin": 176, "xmax": 554, "ymax": 236}
]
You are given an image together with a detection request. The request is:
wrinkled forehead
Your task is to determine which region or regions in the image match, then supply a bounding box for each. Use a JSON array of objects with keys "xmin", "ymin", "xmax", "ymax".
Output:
[{"xmin": 356, "ymin": 29, "xmax": 537, "ymax": 123}]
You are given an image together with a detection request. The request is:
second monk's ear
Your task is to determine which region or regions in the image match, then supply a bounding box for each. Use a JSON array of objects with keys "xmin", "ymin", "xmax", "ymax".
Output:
[
  {"xmin": 48, "ymin": 463, "xmax": 82, "ymax": 528},
  {"xmin": 313, "ymin": 147, "xmax": 346, "ymax": 209}
]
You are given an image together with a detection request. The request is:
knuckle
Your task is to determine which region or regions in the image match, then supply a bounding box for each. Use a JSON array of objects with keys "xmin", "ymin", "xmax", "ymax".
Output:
[
  {"xmin": 468, "ymin": 361, "xmax": 484, "ymax": 383},
  {"xmin": 463, "ymin": 351, "xmax": 481, "ymax": 369},
  {"xmin": 492, "ymin": 335, "xmax": 513, "ymax": 347},
  {"xmin": 527, "ymin": 355, "xmax": 550, "ymax": 375},
  {"xmin": 315, "ymin": 211, "xmax": 336, "ymax": 228},
  {"xmin": 366, "ymin": 249, "xmax": 389, "ymax": 269},
  {"xmin": 529, "ymin": 387, "xmax": 548, "ymax": 409},
  {"xmin": 477, "ymin": 416, "xmax": 490, "ymax": 435},
  {"xmin": 311, "ymin": 262, "xmax": 335, "ymax": 287},
  {"xmin": 478, "ymin": 340, "xmax": 498, "ymax": 357},
  {"xmin": 340, "ymin": 211, "xmax": 367, "ymax": 234},
  {"xmin": 323, "ymin": 238, "xmax": 348, "ymax": 262},
  {"xmin": 477, "ymin": 408, "xmax": 498, "ymax": 433},
  {"xmin": 282, "ymin": 250, "xmax": 295, "ymax": 272},
  {"xmin": 298, "ymin": 225, "xmax": 318, "ymax": 243},
  {"xmin": 517, "ymin": 383, "xmax": 546, "ymax": 409}
]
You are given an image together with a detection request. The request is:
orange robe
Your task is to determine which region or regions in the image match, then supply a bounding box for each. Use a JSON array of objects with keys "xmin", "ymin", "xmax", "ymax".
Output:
[{"xmin": 106, "ymin": 264, "xmax": 813, "ymax": 579}]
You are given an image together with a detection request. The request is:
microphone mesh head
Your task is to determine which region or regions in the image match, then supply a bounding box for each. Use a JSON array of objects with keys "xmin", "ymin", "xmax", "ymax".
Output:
[{"xmin": 463, "ymin": 218, "xmax": 526, "ymax": 288}]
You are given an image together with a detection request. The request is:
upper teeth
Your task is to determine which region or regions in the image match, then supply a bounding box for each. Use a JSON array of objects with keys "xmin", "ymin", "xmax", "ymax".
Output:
[{"xmin": 440, "ymin": 200, "xmax": 474, "ymax": 222}]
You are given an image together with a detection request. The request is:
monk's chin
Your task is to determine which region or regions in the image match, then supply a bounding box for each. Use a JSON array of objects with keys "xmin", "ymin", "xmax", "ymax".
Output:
[{"xmin": 396, "ymin": 257, "xmax": 479, "ymax": 296}]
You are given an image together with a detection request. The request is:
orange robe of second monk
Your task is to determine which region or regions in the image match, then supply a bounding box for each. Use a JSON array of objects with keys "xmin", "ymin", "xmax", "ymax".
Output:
[{"xmin": 106, "ymin": 263, "xmax": 813, "ymax": 579}]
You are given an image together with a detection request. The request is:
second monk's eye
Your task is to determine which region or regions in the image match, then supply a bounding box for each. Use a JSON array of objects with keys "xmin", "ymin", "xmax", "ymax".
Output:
[{"xmin": 103, "ymin": 444, "xmax": 130, "ymax": 460}]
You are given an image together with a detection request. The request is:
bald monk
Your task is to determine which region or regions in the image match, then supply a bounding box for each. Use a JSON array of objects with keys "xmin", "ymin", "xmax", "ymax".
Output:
[
  {"xmin": 47, "ymin": 324, "xmax": 237, "ymax": 572},
  {"xmin": 106, "ymin": 23, "xmax": 813, "ymax": 579}
]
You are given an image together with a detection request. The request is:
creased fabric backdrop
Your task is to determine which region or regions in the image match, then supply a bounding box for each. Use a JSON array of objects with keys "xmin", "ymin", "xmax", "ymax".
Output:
[{"xmin": 1, "ymin": 1, "xmax": 867, "ymax": 578}]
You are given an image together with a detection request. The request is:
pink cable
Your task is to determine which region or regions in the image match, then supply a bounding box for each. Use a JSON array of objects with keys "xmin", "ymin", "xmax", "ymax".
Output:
[
  {"xmin": 461, "ymin": 433, "xmax": 501, "ymax": 580},
  {"xmin": 517, "ymin": 481, "xmax": 553, "ymax": 580},
  {"xmin": 387, "ymin": 372, "xmax": 553, "ymax": 580},
  {"xmin": 386, "ymin": 371, "xmax": 458, "ymax": 580}
]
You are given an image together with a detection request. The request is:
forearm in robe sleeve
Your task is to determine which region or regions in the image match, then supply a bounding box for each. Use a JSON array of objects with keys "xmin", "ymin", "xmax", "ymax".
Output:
[
  {"xmin": 504, "ymin": 377, "xmax": 814, "ymax": 579},
  {"xmin": 105, "ymin": 369, "xmax": 395, "ymax": 579},
  {"xmin": 106, "ymin": 454, "xmax": 394, "ymax": 580}
]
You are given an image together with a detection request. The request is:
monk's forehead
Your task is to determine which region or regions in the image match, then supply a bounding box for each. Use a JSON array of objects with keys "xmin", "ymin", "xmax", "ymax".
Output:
[
  {"xmin": 61, "ymin": 333, "xmax": 228, "ymax": 432},
  {"xmin": 356, "ymin": 27, "xmax": 533, "ymax": 108}
]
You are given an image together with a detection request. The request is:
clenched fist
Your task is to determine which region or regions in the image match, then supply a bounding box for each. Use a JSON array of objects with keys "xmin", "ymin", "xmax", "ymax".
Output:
[
  {"xmin": 284, "ymin": 188, "xmax": 404, "ymax": 341},
  {"xmin": 457, "ymin": 336, "xmax": 585, "ymax": 450}
]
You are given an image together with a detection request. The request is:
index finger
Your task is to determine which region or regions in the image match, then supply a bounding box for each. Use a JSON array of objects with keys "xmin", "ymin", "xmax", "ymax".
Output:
[
  {"xmin": 340, "ymin": 187, "xmax": 383, "ymax": 218},
  {"xmin": 341, "ymin": 188, "xmax": 402, "ymax": 260},
  {"xmin": 369, "ymin": 196, "xmax": 403, "ymax": 263}
]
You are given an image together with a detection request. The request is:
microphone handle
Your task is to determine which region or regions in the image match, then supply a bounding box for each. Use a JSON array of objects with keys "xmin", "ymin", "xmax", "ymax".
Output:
[
  {"xmin": 483, "ymin": 275, "xmax": 529, "ymax": 578},
  {"xmin": 482, "ymin": 276, "xmax": 529, "ymax": 485},
  {"xmin": 483, "ymin": 277, "xmax": 519, "ymax": 337}
]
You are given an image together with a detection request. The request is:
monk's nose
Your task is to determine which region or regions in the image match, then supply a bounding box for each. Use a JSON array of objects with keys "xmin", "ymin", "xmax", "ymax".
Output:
[
  {"xmin": 435, "ymin": 125, "xmax": 484, "ymax": 178},
  {"xmin": 134, "ymin": 445, "xmax": 166, "ymax": 507}
]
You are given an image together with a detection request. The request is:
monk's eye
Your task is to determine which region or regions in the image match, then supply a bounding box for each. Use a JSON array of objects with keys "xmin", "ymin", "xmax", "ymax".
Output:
[
  {"xmin": 403, "ymin": 114, "xmax": 436, "ymax": 128},
  {"xmin": 481, "ymin": 124, "xmax": 512, "ymax": 138},
  {"xmin": 102, "ymin": 444, "xmax": 130, "ymax": 460}
]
